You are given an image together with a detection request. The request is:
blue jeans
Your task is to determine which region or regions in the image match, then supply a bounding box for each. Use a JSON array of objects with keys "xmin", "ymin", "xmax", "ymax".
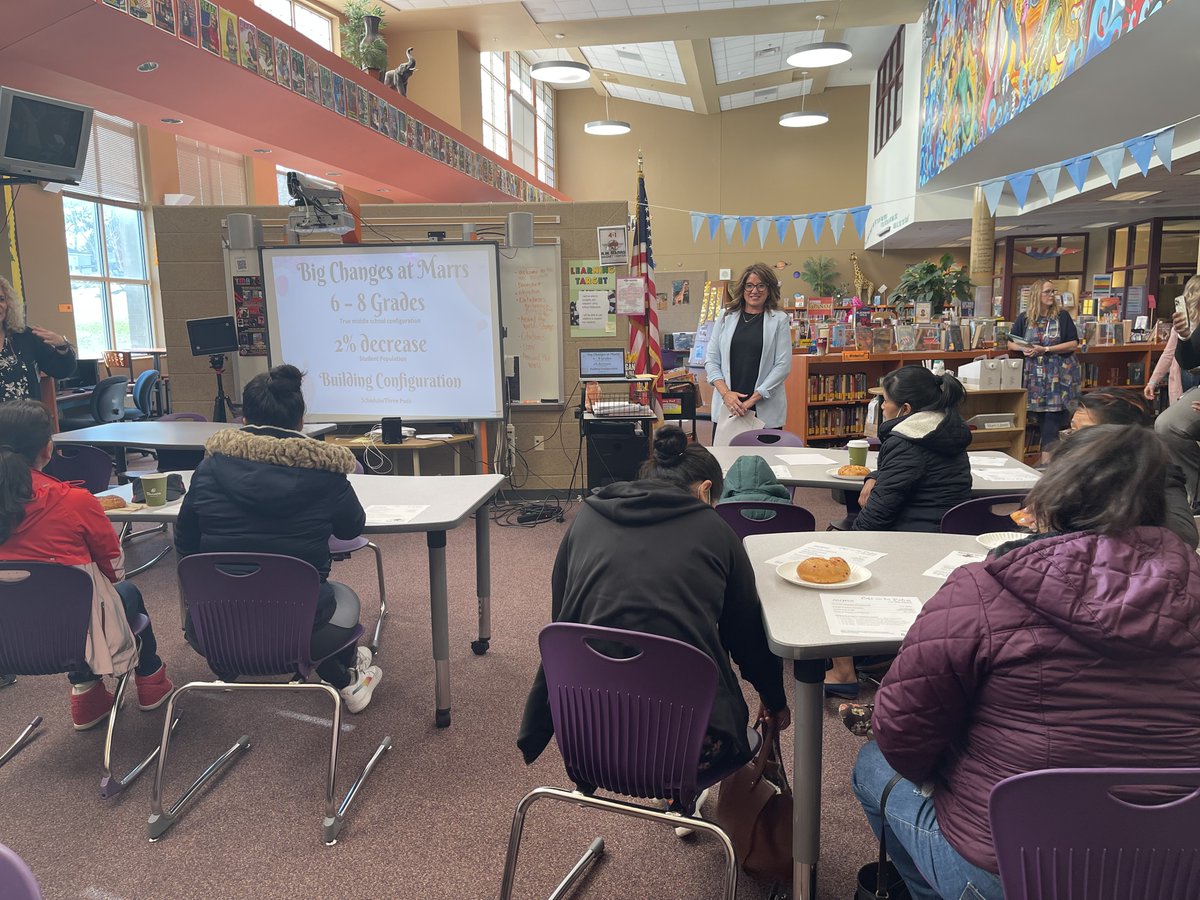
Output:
[{"xmin": 851, "ymin": 741, "xmax": 1003, "ymax": 900}]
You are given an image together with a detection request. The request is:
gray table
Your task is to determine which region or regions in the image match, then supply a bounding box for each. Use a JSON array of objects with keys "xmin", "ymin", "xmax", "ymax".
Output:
[
  {"xmin": 708, "ymin": 446, "xmax": 1040, "ymax": 496},
  {"xmin": 104, "ymin": 472, "xmax": 504, "ymax": 728},
  {"xmin": 53, "ymin": 421, "xmax": 336, "ymax": 482},
  {"xmin": 744, "ymin": 531, "xmax": 986, "ymax": 900}
]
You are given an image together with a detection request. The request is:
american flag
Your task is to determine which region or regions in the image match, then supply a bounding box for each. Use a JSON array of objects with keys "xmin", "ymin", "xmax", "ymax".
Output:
[
  {"xmin": 1020, "ymin": 245, "xmax": 1082, "ymax": 260},
  {"xmin": 628, "ymin": 165, "xmax": 663, "ymax": 412}
]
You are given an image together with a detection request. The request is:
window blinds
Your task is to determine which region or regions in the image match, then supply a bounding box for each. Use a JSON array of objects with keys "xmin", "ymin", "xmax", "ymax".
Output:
[
  {"xmin": 176, "ymin": 137, "xmax": 248, "ymax": 205},
  {"xmin": 74, "ymin": 113, "xmax": 143, "ymax": 204}
]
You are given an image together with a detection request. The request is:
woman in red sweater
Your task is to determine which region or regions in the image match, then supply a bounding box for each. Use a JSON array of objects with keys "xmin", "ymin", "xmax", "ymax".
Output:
[{"xmin": 0, "ymin": 400, "xmax": 172, "ymax": 729}]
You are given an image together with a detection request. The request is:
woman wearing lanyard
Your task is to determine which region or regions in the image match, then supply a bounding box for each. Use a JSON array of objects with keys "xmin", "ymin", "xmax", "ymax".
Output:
[
  {"xmin": 1007, "ymin": 281, "xmax": 1079, "ymax": 462},
  {"xmin": 704, "ymin": 263, "xmax": 793, "ymax": 435}
]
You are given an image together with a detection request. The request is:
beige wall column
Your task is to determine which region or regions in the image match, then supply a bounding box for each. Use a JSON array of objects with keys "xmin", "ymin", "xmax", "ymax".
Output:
[{"xmin": 969, "ymin": 185, "xmax": 995, "ymax": 291}]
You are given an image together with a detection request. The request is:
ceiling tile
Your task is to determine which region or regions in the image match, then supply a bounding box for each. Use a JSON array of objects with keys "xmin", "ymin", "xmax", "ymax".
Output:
[
  {"xmin": 605, "ymin": 82, "xmax": 694, "ymax": 110},
  {"xmin": 710, "ymin": 30, "xmax": 823, "ymax": 83},
  {"xmin": 719, "ymin": 76, "xmax": 810, "ymax": 110},
  {"xmin": 582, "ymin": 42, "xmax": 686, "ymax": 83}
]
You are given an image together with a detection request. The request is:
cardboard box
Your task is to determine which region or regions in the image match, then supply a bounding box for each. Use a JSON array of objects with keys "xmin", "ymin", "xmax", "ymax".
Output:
[
  {"xmin": 999, "ymin": 358, "xmax": 1023, "ymax": 389},
  {"xmin": 958, "ymin": 359, "xmax": 1002, "ymax": 390}
]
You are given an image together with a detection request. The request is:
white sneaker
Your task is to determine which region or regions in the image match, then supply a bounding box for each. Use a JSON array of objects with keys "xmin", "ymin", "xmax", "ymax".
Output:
[
  {"xmin": 355, "ymin": 645, "xmax": 373, "ymax": 672},
  {"xmin": 674, "ymin": 787, "xmax": 711, "ymax": 838},
  {"xmin": 339, "ymin": 665, "xmax": 382, "ymax": 714}
]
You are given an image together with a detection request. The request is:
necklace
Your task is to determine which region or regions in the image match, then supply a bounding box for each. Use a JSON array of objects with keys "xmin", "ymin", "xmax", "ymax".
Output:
[{"xmin": 741, "ymin": 309, "xmax": 763, "ymax": 324}]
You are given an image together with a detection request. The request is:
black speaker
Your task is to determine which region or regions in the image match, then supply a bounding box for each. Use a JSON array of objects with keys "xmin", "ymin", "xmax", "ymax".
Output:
[
  {"xmin": 381, "ymin": 417, "xmax": 405, "ymax": 444},
  {"xmin": 584, "ymin": 420, "xmax": 649, "ymax": 490}
]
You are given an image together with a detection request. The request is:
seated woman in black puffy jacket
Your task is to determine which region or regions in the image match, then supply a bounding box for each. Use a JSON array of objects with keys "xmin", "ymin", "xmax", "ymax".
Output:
[{"xmin": 853, "ymin": 365, "xmax": 972, "ymax": 533}]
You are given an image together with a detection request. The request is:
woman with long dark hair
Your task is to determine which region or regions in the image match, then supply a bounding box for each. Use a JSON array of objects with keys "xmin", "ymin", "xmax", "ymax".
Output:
[
  {"xmin": 853, "ymin": 425, "xmax": 1200, "ymax": 900},
  {"xmin": 0, "ymin": 399, "xmax": 172, "ymax": 729}
]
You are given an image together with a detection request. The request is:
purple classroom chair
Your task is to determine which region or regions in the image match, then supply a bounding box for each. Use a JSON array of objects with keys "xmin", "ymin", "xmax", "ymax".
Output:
[
  {"xmin": 989, "ymin": 768, "xmax": 1200, "ymax": 899},
  {"xmin": 0, "ymin": 562, "xmax": 170, "ymax": 798},
  {"xmin": 939, "ymin": 494, "xmax": 1029, "ymax": 535},
  {"xmin": 43, "ymin": 445, "xmax": 114, "ymax": 494},
  {"xmin": 328, "ymin": 460, "xmax": 386, "ymax": 653},
  {"xmin": 500, "ymin": 622, "xmax": 758, "ymax": 899},
  {"xmin": 0, "ymin": 843, "xmax": 42, "ymax": 900},
  {"xmin": 157, "ymin": 412, "xmax": 207, "ymax": 422},
  {"xmin": 717, "ymin": 500, "xmax": 816, "ymax": 539},
  {"xmin": 152, "ymin": 553, "xmax": 392, "ymax": 846},
  {"xmin": 728, "ymin": 428, "xmax": 804, "ymax": 448}
]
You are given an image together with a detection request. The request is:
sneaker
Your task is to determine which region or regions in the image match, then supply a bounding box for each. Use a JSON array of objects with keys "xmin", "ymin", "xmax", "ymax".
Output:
[
  {"xmin": 339, "ymin": 665, "xmax": 382, "ymax": 714},
  {"xmin": 70, "ymin": 681, "xmax": 115, "ymax": 731},
  {"xmin": 135, "ymin": 664, "xmax": 174, "ymax": 711},
  {"xmin": 0, "ymin": 674, "xmax": 15, "ymax": 688},
  {"xmin": 674, "ymin": 787, "xmax": 712, "ymax": 838},
  {"xmin": 355, "ymin": 645, "xmax": 373, "ymax": 672}
]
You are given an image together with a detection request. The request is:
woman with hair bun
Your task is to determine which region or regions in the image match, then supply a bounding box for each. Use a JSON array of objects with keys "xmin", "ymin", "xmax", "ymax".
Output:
[
  {"xmin": 519, "ymin": 425, "xmax": 790, "ymax": 787},
  {"xmin": 175, "ymin": 364, "xmax": 381, "ymax": 713}
]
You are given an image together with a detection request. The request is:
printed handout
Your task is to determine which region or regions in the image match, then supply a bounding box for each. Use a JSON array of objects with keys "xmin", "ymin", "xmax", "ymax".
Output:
[
  {"xmin": 974, "ymin": 468, "xmax": 1040, "ymax": 482},
  {"xmin": 775, "ymin": 453, "xmax": 841, "ymax": 466},
  {"xmin": 922, "ymin": 550, "xmax": 986, "ymax": 580},
  {"xmin": 820, "ymin": 594, "xmax": 923, "ymax": 638},
  {"xmin": 765, "ymin": 541, "xmax": 887, "ymax": 568},
  {"xmin": 365, "ymin": 505, "xmax": 429, "ymax": 525}
]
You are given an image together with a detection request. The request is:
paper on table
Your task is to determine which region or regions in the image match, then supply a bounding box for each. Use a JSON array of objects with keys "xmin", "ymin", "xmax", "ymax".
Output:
[
  {"xmin": 975, "ymin": 468, "xmax": 1040, "ymax": 482},
  {"xmin": 968, "ymin": 456, "xmax": 1010, "ymax": 467},
  {"xmin": 775, "ymin": 453, "xmax": 840, "ymax": 466},
  {"xmin": 770, "ymin": 465, "xmax": 792, "ymax": 479},
  {"xmin": 365, "ymin": 504, "xmax": 429, "ymax": 524},
  {"xmin": 765, "ymin": 541, "xmax": 887, "ymax": 568},
  {"xmin": 820, "ymin": 594, "xmax": 923, "ymax": 638},
  {"xmin": 922, "ymin": 550, "xmax": 986, "ymax": 579}
]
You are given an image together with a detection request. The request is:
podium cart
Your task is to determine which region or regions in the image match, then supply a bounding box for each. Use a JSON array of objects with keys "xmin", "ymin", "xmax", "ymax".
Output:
[{"xmin": 578, "ymin": 376, "xmax": 657, "ymax": 491}]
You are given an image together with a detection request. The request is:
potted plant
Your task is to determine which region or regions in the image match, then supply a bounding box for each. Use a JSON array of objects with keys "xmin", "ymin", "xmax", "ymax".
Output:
[
  {"xmin": 891, "ymin": 253, "xmax": 973, "ymax": 317},
  {"xmin": 799, "ymin": 255, "xmax": 839, "ymax": 297},
  {"xmin": 341, "ymin": 0, "xmax": 388, "ymax": 78}
]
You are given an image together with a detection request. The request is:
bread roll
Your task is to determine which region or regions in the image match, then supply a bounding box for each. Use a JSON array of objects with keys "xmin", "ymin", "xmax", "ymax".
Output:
[
  {"xmin": 837, "ymin": 465, "xmax": 871, "ymax": 477},
  {"xmin": 97, "ymin": 495, "xmax": 127, "ymax": 511},
  {"xmin": 796, "ymin": 556, "xmax": 851, "ymax": 584}
]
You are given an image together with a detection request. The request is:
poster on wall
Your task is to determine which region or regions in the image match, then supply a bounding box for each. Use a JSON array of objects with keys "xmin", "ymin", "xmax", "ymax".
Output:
[
  {"xmin": 233, "ymin": 276, "xmax": 268, "ymax": 357},
  {"xmin": 569, "ymin": 260, "xmax": 617, "ymax": 337},
  {"xmin": 596, "ymin": 227, "xmax": 629, "ymax": 267},
  {"xmin": 615, "ymin": 276, "xmax": 644, "ymax": 315}
]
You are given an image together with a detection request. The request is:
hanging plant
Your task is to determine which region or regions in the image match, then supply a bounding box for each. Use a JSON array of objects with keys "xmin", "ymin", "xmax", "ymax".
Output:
[
  {"xmin": 340, "ymin": 0, "xmax": 388, "ymax": 72},
  {"xmin": 799, "ymin": 255, "xmax": 839, "ymax": 297},
  {"xmin": 891, "ymin": 253, "xmax": 973, "ymax": 316}
]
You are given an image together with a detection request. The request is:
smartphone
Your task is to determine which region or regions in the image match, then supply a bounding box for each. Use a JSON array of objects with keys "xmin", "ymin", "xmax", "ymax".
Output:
[{"xmin": 1176, "ymin": 296, "xmax": 1192, "ymax": 332}]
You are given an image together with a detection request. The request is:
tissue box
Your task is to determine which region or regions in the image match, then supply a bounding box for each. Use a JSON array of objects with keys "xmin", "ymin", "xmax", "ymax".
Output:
[
  {"xmin": 958, "ymin": 359, "xmax": 1002, "ymax": 390},
  {"xmin": 1000, "ymin": 358, "xmax": 1023, "ymax": 389}
]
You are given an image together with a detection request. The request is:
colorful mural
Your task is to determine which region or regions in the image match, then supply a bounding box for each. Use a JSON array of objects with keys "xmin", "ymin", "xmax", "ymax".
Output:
[{"xmin": 919, "ymin": 0, "xmax": 1172, "ymax": 185}]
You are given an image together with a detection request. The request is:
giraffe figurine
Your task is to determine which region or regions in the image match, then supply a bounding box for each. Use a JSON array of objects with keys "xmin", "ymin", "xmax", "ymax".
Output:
[{"xmin": 849, "ymin": 252, "xmax": 874, "ymax": 302}]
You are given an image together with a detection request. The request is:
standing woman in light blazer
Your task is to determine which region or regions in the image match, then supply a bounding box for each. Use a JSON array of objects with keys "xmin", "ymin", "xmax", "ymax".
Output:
[{"xmin": 705, "ymin": 263, "xmax": 794, "ymax": 431}]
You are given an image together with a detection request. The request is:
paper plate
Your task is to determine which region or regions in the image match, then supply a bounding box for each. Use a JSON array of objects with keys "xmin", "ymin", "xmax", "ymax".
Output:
[
  {"xmin": 826, "ymin": 466, "xmax": 869, "ymax": 482},
  {"xmin": 776, "ymin": 561, "xmax": 871, "ymax": 590},
  {"xmin": 975, "ymin": 531, "xmax": 1031, "ymax": 550}
]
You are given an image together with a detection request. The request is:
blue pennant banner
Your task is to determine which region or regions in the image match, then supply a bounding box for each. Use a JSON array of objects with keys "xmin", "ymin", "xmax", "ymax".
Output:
[
  {"xmin": 723, "ymin": 216, "xmax": 737, "ymax": 241},
  {"xmin": 829, "ymin": 211, "xmax": 847, "ymax": 244},
  {"xmin": 690, "ymin": 211, "xmax": 704, "ymax": 242},
  {"xmin": 708, "ymin": 213, "xmax": 722, "ymax": 240},
  {"xmin": 756, "ymin": 217, "xmax": 770, "ymax": 248},
  {"xmin": 738, "ymin": 215, "xmax": 755, "ymax": 244},
  {"xmin": 810, "ymin": 212, "xmax": 827, "ymax": 244},
  {"xmin": 1095, "ymin": 145, "xmax": 1126, "ymax": 187},
  {"xmin": 1126, "ymin": 136, "xmax": 1155, "ymax": 176},
  {"xmin": 1065, "ymin": 155, "xmax": 1091, "ymax": 192},
  {"xmin": 774, "ymin": 215, "xmax": 791, "ymax": 244},
  {"xmin": 1154, "ymin": 128, "xmax": 1175, "ymax": 172},
  {"xmin": 982, "ymin": 179, "xmax": 1006, "ymax": 216},
  {"xmin": 1036, "ymin": 166, "xmax": 1062, "ymax": 204},
  {"xmin": 849, "ymin": 205, "xmax": 871, "ymax": 239},
  {"xmin": 792, "ymin": 216, "xmax": 809, "ymax": 246},
  {"xmin": 1007, "ymin": 170, "xmax": 1034, "ymax": 209}
]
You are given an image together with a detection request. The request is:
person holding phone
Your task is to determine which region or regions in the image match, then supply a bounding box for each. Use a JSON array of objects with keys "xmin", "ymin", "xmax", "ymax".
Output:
[
  {"xmin": 1007, "ymin": 281, "xmax": 1080, "ymax": 462},
  {"xmin": 1154, "ymin": 273, "xmax": 1200, "ymax": 504}
]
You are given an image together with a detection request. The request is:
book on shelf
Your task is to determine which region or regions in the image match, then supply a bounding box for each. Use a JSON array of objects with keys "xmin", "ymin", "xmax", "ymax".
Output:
[
  {"xmin": 915, "ymin": 301, "xmax": 933, "ymax": 323},
  {"xmin": 1155, "ymin": 319, "xmax": 1174, "ymax": 342},
  {"xmin": 871, "ymin": 326, "xmax": 894, "ymax": 354},
  {"xmin": 1127, "ymin": 362, "xmax": 1146, "ymax": 385},
  {"xmin": 853, "ymin": 328, "xmax": 874, "ymax": 351},
  {"xmin": 1098, "ymin": 296, "xmax": 1121, "ymax": 322},
  {"xmin": 829, "ymin": 324, "xmax": 853, "ymax": 350},
  {"xmin": 806, "ymin": 297, "xmax": 834, "ymax": 319},
  {"xmin": 940, "ymin": 323, "xmax": 964, "ymax": 351},
  {"xmin": 1096, "ymin": 323, "xmax": 1119, "ymax": 346},
  {"xmin": 969, "ymin": 319, "xmax": 995, "ymax": 349},
  {"xmin": 894, "ymin": 324, "xmax": 917, "ymax": 351},
  {"xmin": 915, "ymin": 324, "xmax": 941, "ymax": 351}
]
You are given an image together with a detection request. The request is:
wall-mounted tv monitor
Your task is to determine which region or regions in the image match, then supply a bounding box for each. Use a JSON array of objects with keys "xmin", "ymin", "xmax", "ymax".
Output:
[{"xmin": 0, "ymin": 87, "xmax": 92, "ymax": 185}]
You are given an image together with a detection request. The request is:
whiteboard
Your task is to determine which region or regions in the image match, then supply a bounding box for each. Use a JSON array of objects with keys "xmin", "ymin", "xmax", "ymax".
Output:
[
  {"xmin": 260, "ymin": 242, "xmax": 503, "ymax": 422},
  {"xmin": 500, "ymin": 244, "xmax": 563, "ymax": 404}
]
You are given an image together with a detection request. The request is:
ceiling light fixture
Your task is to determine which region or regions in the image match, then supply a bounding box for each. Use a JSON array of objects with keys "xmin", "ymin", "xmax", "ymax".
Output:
[
  {"xmin": 160, "ymin": 117, "xmax": 183, "ymax": 125},
  {"xmin": 531, "ymin": 59, "xmax": 591, "ymax": 85},
  {"xmin": 252, "ymin": 148, "xmax": 272, "ymax": 154},
  {"xmin": 137, "ymin": 62, "xmax": 159, "ymax": 72},
  {"xmin": 326, "ymin": 171, "xmax": 342, "ymax": 177},
  {"xmin": 787, "ymin": 15, "xmax": 852, "ymax": 69},
  {"xmin": 778, "ymin": 71, "xmax": 828, "ymax": 128},
  {"xmin": 584, "ymin": 87, "xmax": 631, "ymax": 136}
]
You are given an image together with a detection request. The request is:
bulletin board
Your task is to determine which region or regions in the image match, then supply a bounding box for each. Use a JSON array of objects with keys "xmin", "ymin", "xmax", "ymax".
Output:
[{"xmin": 499, "ymin": 244, "xmax": 564, "ymax": 404}]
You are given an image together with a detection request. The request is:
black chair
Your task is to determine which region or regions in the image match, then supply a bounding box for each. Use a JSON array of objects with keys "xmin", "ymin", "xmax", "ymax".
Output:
[
  {"xmin": 123, "ymin": 370, "xmax": 161, "ymax": 421},
  {"xmin": 58, "ymin": 376, "xmax": 129, "ymax": 431}
]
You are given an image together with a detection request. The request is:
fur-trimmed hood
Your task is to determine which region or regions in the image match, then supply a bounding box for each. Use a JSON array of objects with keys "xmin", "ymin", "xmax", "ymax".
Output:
[
  {"xmin": 205, "ymin": 425, "xmax": 355, "ymax": 473},
  {"xmin": 879, "ymin": 408, "xmax": 971, "ymax": 458}
]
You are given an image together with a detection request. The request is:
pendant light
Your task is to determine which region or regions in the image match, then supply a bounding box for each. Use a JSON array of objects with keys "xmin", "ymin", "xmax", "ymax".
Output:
[
  {"xmin": 531, "ymin": 59, "xmax": 592, "ymax": 85},
  {"xmin": 778, "ymin": 72, "xmax": 828, "ymax": 128},
  {"xmin": 584, "ymin": 87, "xmax": 631, "ymax": 136},
  {"xmin": 786, "ymin": 15, "xmax": 853, "ymax": 69}
]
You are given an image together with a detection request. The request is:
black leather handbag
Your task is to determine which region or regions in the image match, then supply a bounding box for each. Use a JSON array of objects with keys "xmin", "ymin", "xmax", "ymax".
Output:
[{"xmin": 854, "ymin": 772, "xmax": 913, "ymax": 900}]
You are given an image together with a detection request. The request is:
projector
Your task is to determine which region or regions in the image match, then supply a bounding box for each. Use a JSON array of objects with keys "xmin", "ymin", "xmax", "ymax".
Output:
[{"xmin": 287, "ymin": 206, "xmax": 355, "ymax": 235}]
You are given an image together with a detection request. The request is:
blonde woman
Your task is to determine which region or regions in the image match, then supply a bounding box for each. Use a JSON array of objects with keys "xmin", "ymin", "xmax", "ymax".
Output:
[
  {"xmin": 704, "ymin": 263, "xmax": 794, "ymax": 432},
  {"xmin": 1145, "ymin": 275, "xmax": 1200, "ymax": 404},
  {"xmin": 1155, "ymin": 273, "xmax": 1200, "ymax": 503},
  {"xmin": 1007, "ymin": 280, "xmax": 1079, "ymax": 458},
  {"xmin": 0, "ymin": 276, "xmax": 76, "ymax": 402}
]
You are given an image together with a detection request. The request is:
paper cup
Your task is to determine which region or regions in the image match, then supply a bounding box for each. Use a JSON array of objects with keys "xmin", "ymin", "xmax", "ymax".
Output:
[
  {"xmin": 141, "ymin": 473, "xmax": 169, "ymax": 507},
  {"xmin": 847, "ymin": 439, "xmax": 870, "ymax": 468}
]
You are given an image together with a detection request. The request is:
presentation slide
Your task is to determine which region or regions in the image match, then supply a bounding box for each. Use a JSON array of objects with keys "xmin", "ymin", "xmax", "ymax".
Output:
[{"xmin": 261, "ymin": 243, "xmax": 503, "ymax": 422}]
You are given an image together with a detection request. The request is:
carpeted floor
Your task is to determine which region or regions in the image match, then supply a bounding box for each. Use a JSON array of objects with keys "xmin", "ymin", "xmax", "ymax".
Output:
[{"xmin": 1, "ymin": 468, "xmax": 880, "ymax": 900}]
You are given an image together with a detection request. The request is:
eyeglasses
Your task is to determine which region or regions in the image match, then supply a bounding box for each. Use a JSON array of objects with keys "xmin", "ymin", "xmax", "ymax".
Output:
[
  {"xmin": 744, "ymin": 283, "xmax": 768, "ymax": 293},
  {"xmin": 1041, "ymin": 288, "xmax": 1056, "ymax": 294}
]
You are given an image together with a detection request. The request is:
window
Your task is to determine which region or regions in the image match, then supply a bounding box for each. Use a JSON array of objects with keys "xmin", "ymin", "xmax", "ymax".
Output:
[
  {"xmin": 176, "ymin": 138, "xmax": 248, "ymax": 205},
  {"xmin": 874, "ymin": 26, "xmax": 904, "ymax": 156},
  {"xmin": 254, "ymin": 0, "xmax": 334, "ymax": 52},
  {"xmin": 479, "ymin": 51, "xmax": 556, "ymax": 187},
  {"xmin": 63, "ymin": 113, "xmax": 154, "ymax": 356}
]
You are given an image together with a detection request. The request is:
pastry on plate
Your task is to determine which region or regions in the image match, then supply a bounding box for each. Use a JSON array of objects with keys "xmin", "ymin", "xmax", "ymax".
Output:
[
  {"xmin": 837, "ymin": 464, "xmax": 871, "ymax": 477},
  {"xmin": 98, "ymin": 495, "xmax": 127, "ymax": 511},
  {"xmin": 796, "ymin": 556, "xmax": 851, "ymax": 584}
]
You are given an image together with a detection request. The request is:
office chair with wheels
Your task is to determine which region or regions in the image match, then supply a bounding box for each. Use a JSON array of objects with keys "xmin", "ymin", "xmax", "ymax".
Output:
[
  {"xmin": 123, "ymin": 370, "xmax": 161, "ymax": 420},
  {"xmin": 58, "ymin": 376, "xmax": 129, "ymax": 431}
]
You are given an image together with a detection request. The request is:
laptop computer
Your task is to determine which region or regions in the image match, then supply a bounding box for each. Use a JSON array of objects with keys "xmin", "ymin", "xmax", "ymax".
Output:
[{"xmin": 579, "ymin": 347, "xmax": 628, "ymax": 382}]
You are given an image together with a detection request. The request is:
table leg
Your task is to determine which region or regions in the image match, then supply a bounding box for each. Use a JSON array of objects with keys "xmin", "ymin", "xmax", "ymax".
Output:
[
  {"xmin": 413, "ymin": 452, "xmax": 421, "ymax": 477},
  {"xmin": 792, "ymin": 659, "xmax": 824, "ymax": 900},
  {"xmin": 116, "ymin": 446, "xmax": 130, "ymax": 485},
  {"xmin": 427, "ymin": 530, "xmax": 451, "ymax": 727},
  {"xmin": 470, "ymin": 504, "xmax": 491, "ymax": 656}
]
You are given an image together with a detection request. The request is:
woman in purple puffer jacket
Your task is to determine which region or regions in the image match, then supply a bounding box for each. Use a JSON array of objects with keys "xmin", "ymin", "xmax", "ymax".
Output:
[{"xmin": 852, "ymin": 424, "xmax": 1200, "ymax": 900}]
